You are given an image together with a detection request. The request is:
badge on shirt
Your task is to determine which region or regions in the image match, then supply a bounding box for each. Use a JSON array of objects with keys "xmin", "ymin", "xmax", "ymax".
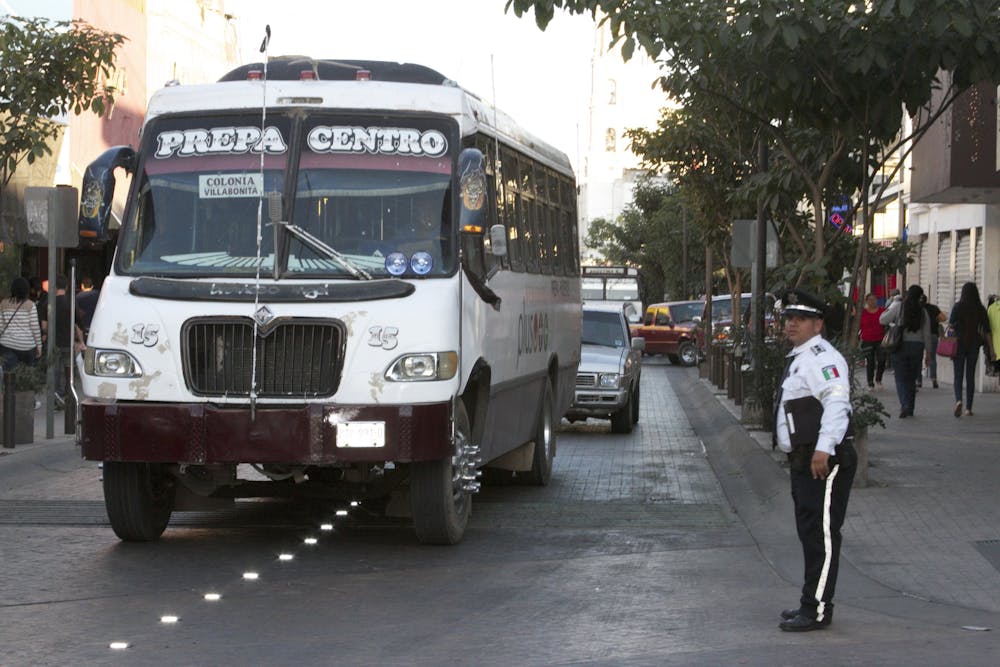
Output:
[
  {"xmin": 810, "ymin": 344, "xmax": 824, "ymax": 355},
  {"xmin": 821, "ymin": 365, "xmax": 840, "ymax": 380}
]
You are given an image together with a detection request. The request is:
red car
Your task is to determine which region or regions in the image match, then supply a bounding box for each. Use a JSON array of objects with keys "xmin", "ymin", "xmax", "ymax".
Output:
[{"xmin": 632, "ymin": 300, "xmax": 704, "ymax": 366}]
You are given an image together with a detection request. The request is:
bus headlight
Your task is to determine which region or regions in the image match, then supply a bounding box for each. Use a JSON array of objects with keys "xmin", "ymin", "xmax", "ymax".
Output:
[
  {"xmin": 83, "ymin": 348, "xmax": 143, "ymax": 378},
  {"xmin": 385, "ymin": 351, "xmax": 458, "ymax": 381},
  {"xmin": 598, "ymin": 373, "xmax": 620, "ymax": 388}
]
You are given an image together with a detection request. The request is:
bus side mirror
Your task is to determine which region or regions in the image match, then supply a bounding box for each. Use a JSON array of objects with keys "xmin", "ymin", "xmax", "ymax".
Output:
[
  {"xmin": 79, "ymin": 145, "xmax": 136, "ymax": 248},
  {"xmin": 488, "ymin": 224, "xmax": 507, "ymax": 257}
]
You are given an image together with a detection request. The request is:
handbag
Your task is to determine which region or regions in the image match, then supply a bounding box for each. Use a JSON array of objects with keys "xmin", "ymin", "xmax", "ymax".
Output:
[
  {"xmin": 936, "ymin": 329, "xmax": 958, "ymax": 359},
  {"xmin": 881, "ymin": 313, "xmax": 902, "ymax": 353}
]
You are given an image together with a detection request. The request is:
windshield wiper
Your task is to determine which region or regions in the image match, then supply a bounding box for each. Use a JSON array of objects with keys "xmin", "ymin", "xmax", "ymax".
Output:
[
  {"xmin": 266, "ymin": 191, "xmax": 371, "ymax": 280},
  {"xmin": 277, "ymin": 221, "xmax": 373, "ymax": 280}
]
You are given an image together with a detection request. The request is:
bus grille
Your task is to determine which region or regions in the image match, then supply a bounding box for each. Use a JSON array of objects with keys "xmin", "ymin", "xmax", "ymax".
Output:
[{"xmin": 183, "ymin": 318, "xmax": 344, "ymax": 397}]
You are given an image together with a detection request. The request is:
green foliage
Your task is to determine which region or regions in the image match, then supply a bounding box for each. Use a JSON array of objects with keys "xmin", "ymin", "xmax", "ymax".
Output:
[
  {"xmin": 585, "ymin": 176, "xmax": 705, "ymax": 303},
  {"xmin": 839, "ymin": 344, "xmax": 890, "ymax": 432},
  {"xmin": 508, "ymin": 0, "xmax": 1000, "ymax": 274},
  {"xmin": 0, "ymin": 15, "xmax": 126, "ymax": 189},
  {"xmin": 6, "ymin": 362, "xmax": 45, "ymax": 392}
]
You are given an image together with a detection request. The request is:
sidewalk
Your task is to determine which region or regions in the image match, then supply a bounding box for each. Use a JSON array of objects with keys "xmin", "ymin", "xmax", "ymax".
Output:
[
  {"xmin": 0, "ymin": 394, "xmax": 78, "ymax": 457},
  {"xmin": 719, "ymin": 372, "xmax": 1000, "ymax": 617}
]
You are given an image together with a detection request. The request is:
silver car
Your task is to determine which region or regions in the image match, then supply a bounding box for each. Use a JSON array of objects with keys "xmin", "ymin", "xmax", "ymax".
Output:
[{"xmin": 566, "ymin": 303, "xmax": 644, "ymax": 433}]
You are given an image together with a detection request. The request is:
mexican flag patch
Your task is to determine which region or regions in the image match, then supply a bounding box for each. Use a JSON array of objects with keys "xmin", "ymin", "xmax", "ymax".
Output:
[{"xmin": 821, "ymin": 365, "xmax": 840, "ymax": 380}]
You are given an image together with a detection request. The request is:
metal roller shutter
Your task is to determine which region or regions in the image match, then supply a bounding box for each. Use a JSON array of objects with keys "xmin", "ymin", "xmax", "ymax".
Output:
[
  {"xmin": 936, "ymin": 232, "xmax": 952, "ymax": 306},
  {"xmin": 954, "ymin": 231, "xmax": 971, "ymax": 303},
  {"xmin": 918, "ymin": 236, "xmax": 931, "ymax": 295}
]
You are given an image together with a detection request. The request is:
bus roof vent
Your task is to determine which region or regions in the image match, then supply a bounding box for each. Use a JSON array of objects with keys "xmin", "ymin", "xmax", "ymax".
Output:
[{"xmin": 219, "ymin": 58, "xmax": 450, "ymax": 85}]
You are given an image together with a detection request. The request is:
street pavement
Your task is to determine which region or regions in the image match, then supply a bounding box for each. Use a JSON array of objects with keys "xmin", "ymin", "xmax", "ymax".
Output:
[{"xmin": 0, "ymin": 366, "xmax": 998, "ymax": 664}]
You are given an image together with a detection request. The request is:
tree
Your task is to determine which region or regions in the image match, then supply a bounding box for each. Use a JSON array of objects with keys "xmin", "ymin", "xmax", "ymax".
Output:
[
  {"xmin": 0, "ymin": 15, "xmax": 125, "ymax": 233},
  {"xmin": 507, "ymin": 0, "xmax": 1000, "ymax": 339},
  {"xmin": 585, "ymin": 176, "xmax": 706, "ymax": 305}
]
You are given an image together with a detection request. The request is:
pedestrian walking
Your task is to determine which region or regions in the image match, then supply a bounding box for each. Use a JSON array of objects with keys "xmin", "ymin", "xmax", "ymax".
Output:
[
  {"xmin": 879, "ymin": 285, "xmax": 932, "ymax": 418},
  {"xmin": 988, "ymin": 295, "xmax": 1000, "ymax": 376},
  {"xmin": 919, "ymin": 294, "xmax": 946, "ymax": 389},
  {"xmin": 0, "ymin": 277, "xmax": 43, "ymax": 371},
  {"xmin": 948, "ymin": 282, "xmax": 992, "ymax": 417},
  {"xmin": 858, "ymin": 293, "xmax": 886, "ymax": 389},
  {"xmin": 773, "ymin": 288, "xmax": 856, "ymax": 632}
]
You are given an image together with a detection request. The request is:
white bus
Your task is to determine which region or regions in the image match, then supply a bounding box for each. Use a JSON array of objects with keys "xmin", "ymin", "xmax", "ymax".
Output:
[
  {"xmin": 76, "ymin": 58, "xmax": 581, "ymax": 544},
  {"xmin": 581, "ymin": 265, "xmax": 641, "ymax": 323}
]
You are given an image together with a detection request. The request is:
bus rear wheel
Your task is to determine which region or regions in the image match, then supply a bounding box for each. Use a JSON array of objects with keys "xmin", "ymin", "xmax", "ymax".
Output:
[
  {"xmin": 103, "ymin": 462, "xmax": 175, "ymax": 542},
  {"xmin": 410, "ymin": 401, "xmax": 472, "ymax": 545},
  {"xmin": 520, "ymin": 379, "xmax": 555, "ymax": 485}
]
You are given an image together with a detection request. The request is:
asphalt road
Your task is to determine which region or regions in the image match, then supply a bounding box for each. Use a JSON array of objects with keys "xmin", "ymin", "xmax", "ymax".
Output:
[{"xmin": 0, "ymin": 359, "xmax": 997, "ymax": 665}]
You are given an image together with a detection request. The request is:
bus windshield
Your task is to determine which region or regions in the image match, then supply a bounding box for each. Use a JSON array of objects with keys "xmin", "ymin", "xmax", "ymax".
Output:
[{"xmin": 117, "ymin": 113, "xmax": 456, "ymax": 278}]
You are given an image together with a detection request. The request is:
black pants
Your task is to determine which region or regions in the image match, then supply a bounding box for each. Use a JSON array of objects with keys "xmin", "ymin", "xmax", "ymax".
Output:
[
  {"xmin": 860, "ymin": 340, "xmax": 885, "ymax": 386},
  {"xmin": 789, "ymin": 441, "xmax": 857, "ymax": 622}
]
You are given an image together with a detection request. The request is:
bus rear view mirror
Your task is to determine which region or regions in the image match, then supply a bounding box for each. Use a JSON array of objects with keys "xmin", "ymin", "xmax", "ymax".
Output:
[
  {"xmin": 79, "ymin": 145, "xmax": 136, "ymax": 248},
  {"xmin": 488, "ymin": 224, "xmax": 507, "ymax": 257}
]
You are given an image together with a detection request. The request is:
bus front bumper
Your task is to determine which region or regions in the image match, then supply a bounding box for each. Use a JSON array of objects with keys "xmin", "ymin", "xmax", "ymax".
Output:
[{"xmin": 79, "ymin": 399, "xmax": 453, "ymax": 465}]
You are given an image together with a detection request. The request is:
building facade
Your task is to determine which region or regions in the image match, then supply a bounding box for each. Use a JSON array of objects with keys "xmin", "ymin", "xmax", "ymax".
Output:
[{"xmin": 577, "ymin": 24, "xmax": 664, "ymax": 262}]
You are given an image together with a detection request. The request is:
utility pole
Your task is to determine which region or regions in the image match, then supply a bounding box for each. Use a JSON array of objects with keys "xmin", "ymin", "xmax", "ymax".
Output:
[{"xmin": 751, "ymin": 133, "xmax": 769, "ymax": 390}]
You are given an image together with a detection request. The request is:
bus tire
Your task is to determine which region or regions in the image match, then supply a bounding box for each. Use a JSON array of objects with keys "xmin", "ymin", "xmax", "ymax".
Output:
[
  {"xmin": 678, "ymin": 342, "xmax": 698, "ymax": 366},
  {"xmin": 103, "ymin": 462, "xmax": 174, "ymax": 542},
  {"xmin": 521, "ymin": 379, "xmax": 555, "ymax": 485},
  {"xmin": 410, "ymin": 401, "xmax": 472, "ymax": 545},
  {"xmin": 610, "ymin": 387, "xmax": 634, "ymax": 434}
]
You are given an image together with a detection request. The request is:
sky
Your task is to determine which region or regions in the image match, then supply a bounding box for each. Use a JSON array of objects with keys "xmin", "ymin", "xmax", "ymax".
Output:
[
  {"xmin": 1, "ymin": 0, "xmax": 600, "ymax": 167},
  {"xmin": 232, "ymin": 0, "xmax": 598, "ymax": 166}
]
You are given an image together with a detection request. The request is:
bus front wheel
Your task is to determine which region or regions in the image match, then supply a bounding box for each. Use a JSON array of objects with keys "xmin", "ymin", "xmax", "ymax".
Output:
[
  {"xmin": 410, "ymin": 401, "xmax": 472, "ymax": 545},
  {"xmin": 103, "ymin": 462, "xmax": 175, "ymax": 542}
]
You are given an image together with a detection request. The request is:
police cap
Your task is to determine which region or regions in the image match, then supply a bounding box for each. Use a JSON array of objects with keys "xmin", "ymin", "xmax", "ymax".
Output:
[{"xmin": 779, "ymin": 288, "xmax": 826, "ymax": 318}]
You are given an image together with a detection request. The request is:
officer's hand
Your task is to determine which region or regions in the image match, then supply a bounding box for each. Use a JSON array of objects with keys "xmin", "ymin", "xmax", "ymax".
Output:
[{"xmin": 811, "ymin": 451, "xmax": 830, "ymax": 480}]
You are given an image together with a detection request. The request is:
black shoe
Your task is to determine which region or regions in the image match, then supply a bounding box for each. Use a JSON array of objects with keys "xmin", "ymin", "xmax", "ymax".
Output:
[
  {"xmin": 780, "ymin": 608, "xmax": 801, "ymax": 621},
  {"xmin": 932, "ymin": 380, "xmax": 939, "ymax": 388},
  {"xmin": 898, "ymin": 410, "xmax": 909, "ymax": 418},
  {"xmin": 779, "ymin": 613, "xmax": 831, "ymax": 632}
]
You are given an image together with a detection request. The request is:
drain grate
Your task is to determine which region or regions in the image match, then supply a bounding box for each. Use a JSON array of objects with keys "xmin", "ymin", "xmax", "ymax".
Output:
[{"xmin": 974, "ymin": 539, "xmax": 1000, "ymax": 574}]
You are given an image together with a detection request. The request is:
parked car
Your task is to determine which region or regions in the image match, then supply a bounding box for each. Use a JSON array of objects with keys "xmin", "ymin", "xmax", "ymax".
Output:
[
  {"xmin": 567, "ymin": 303, "xmax": 644, "ymax": 433},
  {"xmin": 632, "ymin": 299, "xmax": 704, "ymax": 366},
  {"xmin": 697, "ymin": 292, "xmax": 776, "ymax": 350}
]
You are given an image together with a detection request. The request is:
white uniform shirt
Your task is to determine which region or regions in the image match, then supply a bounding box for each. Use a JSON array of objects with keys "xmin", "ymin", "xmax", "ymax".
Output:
[{"xmin": 775, "ymin": 333, "xmax": 851, "ymax": 455}]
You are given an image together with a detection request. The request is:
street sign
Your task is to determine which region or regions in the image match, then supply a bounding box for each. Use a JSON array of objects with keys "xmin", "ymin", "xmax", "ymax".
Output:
[{"xmin": 24, "ymin": 186, "xmax": 79, "ymax": 248}]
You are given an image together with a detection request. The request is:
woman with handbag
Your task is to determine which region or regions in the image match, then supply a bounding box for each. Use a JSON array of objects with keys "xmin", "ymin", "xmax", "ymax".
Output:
[
  {"xmin": 0, "ymin": 277, "xmax": 43, "ymax": 371},
  {"xmin": 948, "ymin": 282, "xmax": 991, "ymax": 417},
  {"xmin": 859, "ymin": 293, "xmax": 886, "ymax": 389},
  {"xmin": 880, "ymin": 285, "xmax": 932, "ymax": 418}
]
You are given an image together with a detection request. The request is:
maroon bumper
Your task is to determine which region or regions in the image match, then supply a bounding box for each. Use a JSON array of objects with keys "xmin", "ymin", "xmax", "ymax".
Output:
[{"xmin": 80, "ymin": 399, "xmax": 453, "ymax": 464}]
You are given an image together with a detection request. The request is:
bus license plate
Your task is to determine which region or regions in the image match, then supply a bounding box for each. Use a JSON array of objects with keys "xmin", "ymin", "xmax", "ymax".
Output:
[{"xmin": 337, "ymin": 421, "xmax": 385, "ymax": 448}]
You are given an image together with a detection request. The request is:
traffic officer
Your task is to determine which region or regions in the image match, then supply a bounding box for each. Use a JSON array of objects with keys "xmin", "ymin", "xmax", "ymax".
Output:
[{"xmin": 773, "ymin": 288, "xmax": 856, "ymax": 632}]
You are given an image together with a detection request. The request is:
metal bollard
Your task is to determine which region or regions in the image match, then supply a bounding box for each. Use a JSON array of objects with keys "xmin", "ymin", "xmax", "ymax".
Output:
[
  {"xmin": 63, "ymin": 366, "xmax": 75, "ymax": 435},
  {"xmin": 3, "ymin": 370, "xmax": 14, "ymax": 449},
  {"xmin": 726, "ymin": 348, "xmax": 736, "ymax": 399}
]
